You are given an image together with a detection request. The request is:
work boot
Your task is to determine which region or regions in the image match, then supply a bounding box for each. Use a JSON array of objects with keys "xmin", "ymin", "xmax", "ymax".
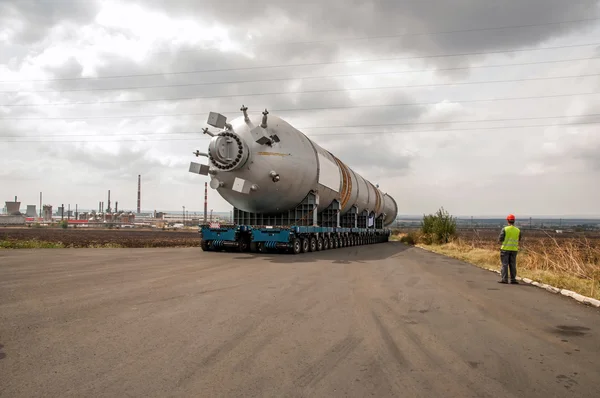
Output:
[
  {"xmin": 498, "ymin": 280, "xmax": 508, "ymax": 284},
  {"xmin": 511, "ymin": 280, "xmax": 519, "ymax": 284}
]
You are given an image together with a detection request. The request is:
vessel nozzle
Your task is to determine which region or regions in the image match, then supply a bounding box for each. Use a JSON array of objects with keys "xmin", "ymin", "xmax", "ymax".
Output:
[
  {"xmin": 269, "ymin": 170, "xmax": 280, "ymax": 182},
  {"xmin": 261, "ymin": 109, "xmax": 269, "ymax": 128},
  {"xmin": 241, "ymin": 105, "xmax": 249, "ymax": 121}
]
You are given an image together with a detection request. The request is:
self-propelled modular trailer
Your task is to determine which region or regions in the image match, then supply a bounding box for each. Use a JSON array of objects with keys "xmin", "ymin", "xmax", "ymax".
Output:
[{"xmin": 189, "ymin": 108, "xmax": 398, "ymax": 254}]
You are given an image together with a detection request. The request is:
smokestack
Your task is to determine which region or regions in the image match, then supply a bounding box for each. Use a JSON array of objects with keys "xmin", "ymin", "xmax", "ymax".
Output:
[
  {"xmin": 115, "ymin": 201, "xmax": 118, "ymax": 213},
  {"xmin": 39, "ymin": 192, "xmax": 42, "ymax": 218},
  {"xmin": 107, "ymin": 190, "xmax": 111, "ymax": 213},
  {"xmin": 137, "ymin": 175, "xmax": 141, "ymax": 214},
  {"xmin": 75, "ymin": 204, "xmax": 78, "ymax": 220},
  {"xmin": 204, "ymin": 181, "xmax": 208, "ymax": 223}
]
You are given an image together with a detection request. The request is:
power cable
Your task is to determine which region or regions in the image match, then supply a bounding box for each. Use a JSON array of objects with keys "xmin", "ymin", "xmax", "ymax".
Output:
[
  {"xmin": 2, "ymin": 90, "xmax": 599, "ymax": 112},
  {"xmin": 2, "ymin": 42, "xmax": 599, "ymax": 83},
  {"xmin": 2, "ymin": 56, "xmax": 598, "ymax": 94},
  {"xmin": 3, "ymin": 113, "xmax": 600, "ymax": 138},
  {"xmin": 4, "ymin": 74, "xmax": 600, "ymax": 107},
  {"xmin": 3, "ymin": 120, "xmax": 599, "ymax": 143}
]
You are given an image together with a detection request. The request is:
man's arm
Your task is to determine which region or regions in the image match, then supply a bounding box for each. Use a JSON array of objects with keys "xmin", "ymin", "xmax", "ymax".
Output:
[{"xmin": 498, "ymin": 227, "xmax": 505, "ymax": 244}]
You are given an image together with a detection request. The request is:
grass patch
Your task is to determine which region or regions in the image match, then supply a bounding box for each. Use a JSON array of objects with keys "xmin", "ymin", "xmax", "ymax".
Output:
[
  {"xmin": 0, "ymin": 239, "xmax": 65, "ymax": 249},
  {"xmin": 418, "ymin": 240, "xmax": 600, "ymax": 301}
]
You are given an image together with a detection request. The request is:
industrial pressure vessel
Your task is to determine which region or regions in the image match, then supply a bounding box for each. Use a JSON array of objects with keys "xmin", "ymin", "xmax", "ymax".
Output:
[{"xmin": 198, "ymin": 109, "xmax": 398, "ymax": 226}]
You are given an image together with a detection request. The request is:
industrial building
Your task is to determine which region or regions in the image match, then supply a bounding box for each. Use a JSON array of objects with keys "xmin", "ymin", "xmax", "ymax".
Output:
[{"xmin": 1, "ymin": 176, "xmax": 204, "ymax": 228}]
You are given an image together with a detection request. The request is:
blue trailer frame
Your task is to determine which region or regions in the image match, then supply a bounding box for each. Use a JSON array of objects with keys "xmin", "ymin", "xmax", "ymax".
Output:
[
  {"xmin": 199, "ymin": 190, "xmax": 393, "ymax": 254},
  {"xmin": 199, "ymin": 223, "xmax": 391, "ymax": 254}
]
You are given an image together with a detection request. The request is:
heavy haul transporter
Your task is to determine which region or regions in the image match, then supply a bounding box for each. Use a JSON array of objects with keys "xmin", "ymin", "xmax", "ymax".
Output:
[{"xmin": 189, "ymin": 107, "xmax": 398, "ymax": 254}]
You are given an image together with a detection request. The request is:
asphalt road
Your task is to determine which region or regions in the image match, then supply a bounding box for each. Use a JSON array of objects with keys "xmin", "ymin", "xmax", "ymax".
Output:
[{"xmin": 1, "ymin": 244, "xmax": 599, "ymax": 397}]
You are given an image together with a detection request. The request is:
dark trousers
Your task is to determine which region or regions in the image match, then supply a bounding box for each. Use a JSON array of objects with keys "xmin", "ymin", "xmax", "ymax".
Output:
[{"xmin": 500, "ymin": 250, "xmax": 518, "ymax": 282}]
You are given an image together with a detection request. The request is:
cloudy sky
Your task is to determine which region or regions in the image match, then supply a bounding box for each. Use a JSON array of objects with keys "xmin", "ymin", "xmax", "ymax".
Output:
[{"xmin": 2, "ymin": 0, "xmax": 600, "ymax": 217}]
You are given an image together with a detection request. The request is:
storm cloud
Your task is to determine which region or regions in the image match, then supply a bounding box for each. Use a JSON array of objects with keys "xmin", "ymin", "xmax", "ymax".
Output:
[{"xmin": 1, "ymin": 0, "xmax": 600, "ymax": 216}]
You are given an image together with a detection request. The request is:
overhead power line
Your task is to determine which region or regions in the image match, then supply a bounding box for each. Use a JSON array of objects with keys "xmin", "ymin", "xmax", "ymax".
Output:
[
  {"xmin": 1, "ymin": 91, "xmax": 599, "ymax": 117},
  {"xmin": 276, "ymin": 17, "xmax": 600, "ymax": 46},
  {"xmin": 3, "ymin": 111, "xmax": 600, "ymax": 125},
  {"xmin": 2, "ymin": 56, "xmax": 598, "ymax": 94},
  {"xmin": 3, "ymin": 120, "xmax": 599, "ymax": 143},
  {"xmin": 2, "ymin": 41, "xmax": 599, "ymax": 83},
  {"xmin": 4, "ymin": 74, "xmax": 600, "ymax": 107},
  {"xmin": 4, "ymin": 113, "xmax": 600, "ymax": 137}
]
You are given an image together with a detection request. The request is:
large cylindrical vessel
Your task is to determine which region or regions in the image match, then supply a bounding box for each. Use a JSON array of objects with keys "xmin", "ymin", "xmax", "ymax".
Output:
[{"xmin": 201, "ymin": 110, "xmax": 398, "ymax": 226}]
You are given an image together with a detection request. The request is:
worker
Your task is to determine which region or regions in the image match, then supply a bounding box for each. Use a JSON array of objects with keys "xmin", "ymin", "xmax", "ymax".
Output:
[{"xmin": 498, "ymin": 214, "xmax": 521, "ymax": 284}]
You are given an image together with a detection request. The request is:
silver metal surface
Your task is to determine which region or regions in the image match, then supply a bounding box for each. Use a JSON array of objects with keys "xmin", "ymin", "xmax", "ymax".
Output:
[
  {"xmin": 189, "ymin": 162, "xmax": 209, "ymax": 176},
  {"xmin": 199, "ymin": 111, "xmax": 398, "ymax": 226}
]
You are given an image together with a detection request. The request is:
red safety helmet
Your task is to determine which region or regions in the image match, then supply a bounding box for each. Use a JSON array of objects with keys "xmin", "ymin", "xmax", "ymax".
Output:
[{"xmin": 507, "ymin": 214, "xmax": 516, "ymax": 221}]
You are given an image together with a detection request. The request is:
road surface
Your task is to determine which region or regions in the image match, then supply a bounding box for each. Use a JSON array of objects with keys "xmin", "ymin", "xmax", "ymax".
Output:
[{"xmin": 1, "ymin": 244, "xmax": 598, "ymax": 397}]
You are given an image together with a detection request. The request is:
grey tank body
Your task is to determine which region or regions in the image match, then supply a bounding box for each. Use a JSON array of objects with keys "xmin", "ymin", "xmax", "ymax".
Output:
[{"xmin": 204, "ymin": 113, "xmax": 398, "ymax": 227}]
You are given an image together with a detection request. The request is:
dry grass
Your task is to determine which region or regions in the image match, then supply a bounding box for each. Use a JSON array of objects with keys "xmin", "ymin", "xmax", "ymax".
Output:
[{"xmin": 399, "ymin": 230, "xmax": 600, "ymax": 300}]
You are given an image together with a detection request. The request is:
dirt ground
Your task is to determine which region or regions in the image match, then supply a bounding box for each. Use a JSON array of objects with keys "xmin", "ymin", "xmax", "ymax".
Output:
[{"xmin": 0, "ymin": 227, "xmax": 200, "ymax": 247}]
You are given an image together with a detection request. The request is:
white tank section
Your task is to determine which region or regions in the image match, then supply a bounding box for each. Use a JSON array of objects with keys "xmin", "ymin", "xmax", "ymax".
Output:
[{"xmin": 190, "ymin": 109, "xmax": 398, "ymax": 226}]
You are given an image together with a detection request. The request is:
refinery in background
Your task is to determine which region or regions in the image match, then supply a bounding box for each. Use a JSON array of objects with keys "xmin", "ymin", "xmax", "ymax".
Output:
[
  {"xmin": 0, "ymin": 175, "xmax": 229, "ymax": 229},
  {"xmin": 3, "ymin": 174, "xmax": 598, "ymax": 231}
]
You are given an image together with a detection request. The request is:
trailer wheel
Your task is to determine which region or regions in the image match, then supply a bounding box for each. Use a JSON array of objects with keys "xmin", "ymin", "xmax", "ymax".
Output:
[
  {"xmin": 317, "ymin": 237, "xmax": 323, "ymax": 251},
  {"xmin": 201, "ymin": 239, "xmax": 210, "ymax": 251},
  {"xmin": 301, "ymin": 238, "xmax": 309, "ymax": 253},
  {"xmin": 250, "ymin": 242, "xmax": 258, "ymax": 253},
  {"xmin": 309, "ymin": 236, "xmax": 317, "ymax": 252},
  {"xmin": 291, "ymin": 238, "xmax": 301, "ymax": 254}
]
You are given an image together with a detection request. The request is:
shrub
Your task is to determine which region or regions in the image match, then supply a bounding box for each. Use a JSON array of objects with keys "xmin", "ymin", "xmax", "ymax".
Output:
[
  {"xmin": 421, "ymin": 207, "xmax": 457, "ymax": 244},
  {"xmin": 400, "ymin": 233, "xmax": 417, "ymax": 246},
  {"xmin": 399, "ymin": 232, "xmax": 417, "ymax": 245}
]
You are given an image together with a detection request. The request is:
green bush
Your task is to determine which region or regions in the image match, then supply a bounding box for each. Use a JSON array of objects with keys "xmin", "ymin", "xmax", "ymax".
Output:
[{"xmin": 421, "ymin": 207, "xmax": 457, "ymax": 244}]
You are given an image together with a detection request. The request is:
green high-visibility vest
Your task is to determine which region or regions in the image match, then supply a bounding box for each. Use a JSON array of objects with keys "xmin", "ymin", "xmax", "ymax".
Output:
[{"xmin": 501, "ymin": 225, "xmax": 520, "ymax": 251}]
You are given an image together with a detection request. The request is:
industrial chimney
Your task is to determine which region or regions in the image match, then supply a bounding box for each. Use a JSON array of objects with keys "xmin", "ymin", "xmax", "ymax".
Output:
[{"xmin": 137, "ymin": 175, "xmax": 141, "ymax": 214}]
